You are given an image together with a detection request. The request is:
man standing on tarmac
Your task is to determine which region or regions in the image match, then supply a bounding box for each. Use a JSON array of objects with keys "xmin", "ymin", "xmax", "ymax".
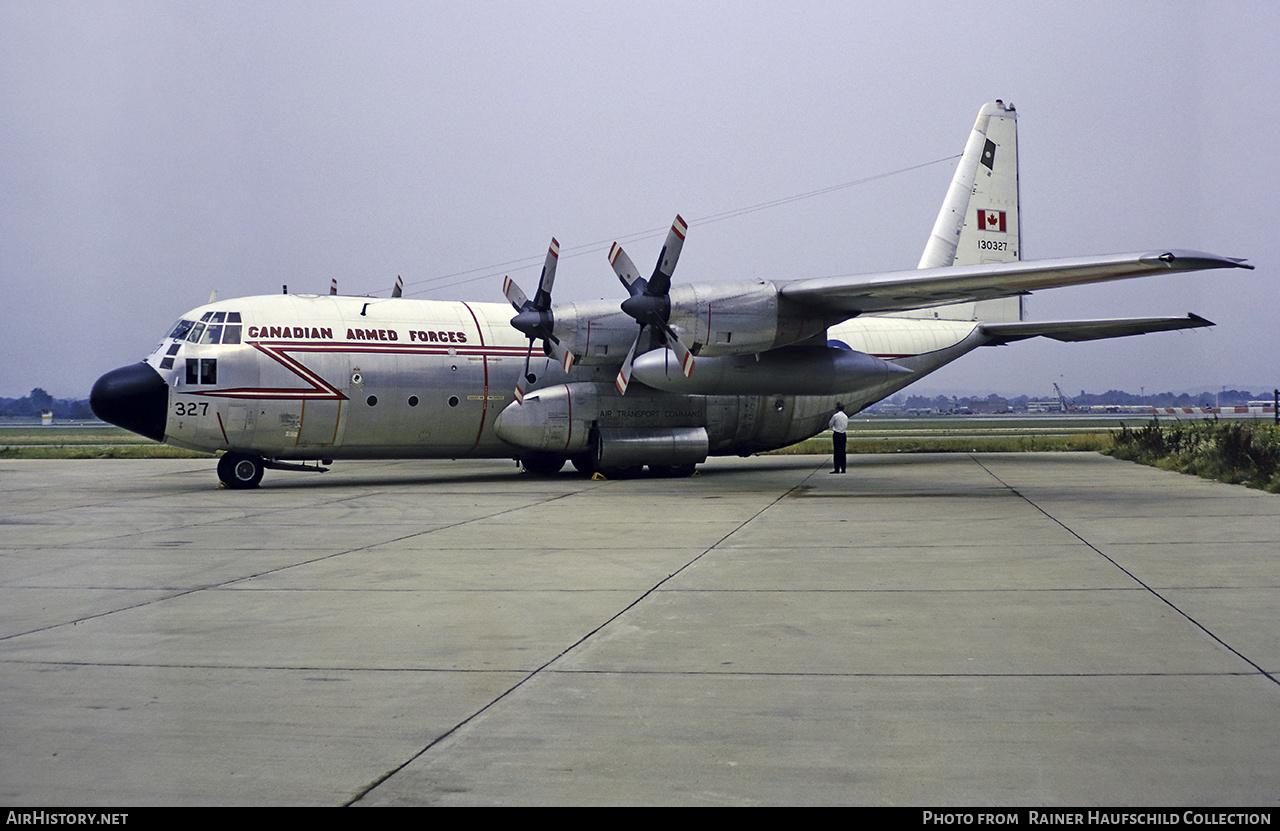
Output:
[{"xmin": 829, "ymin": 404, "xmax": 848, "ymax": 474}]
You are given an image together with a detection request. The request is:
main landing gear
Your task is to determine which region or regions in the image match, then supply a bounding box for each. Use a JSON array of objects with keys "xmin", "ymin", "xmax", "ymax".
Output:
[{"xmin": 518, "ymin": 453, "xmax": 697, "ymax": 479}]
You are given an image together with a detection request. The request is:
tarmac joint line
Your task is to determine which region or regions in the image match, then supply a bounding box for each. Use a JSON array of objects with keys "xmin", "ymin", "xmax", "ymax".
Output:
[{"xmin": 969, "ymin": 454, "xmax": 1280, "ymax": 690}]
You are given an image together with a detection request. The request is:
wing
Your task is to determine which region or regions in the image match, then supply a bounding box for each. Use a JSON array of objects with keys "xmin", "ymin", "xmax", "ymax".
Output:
[
  {"xmin": 780, "ymin": 250, "xmax": 1252, "ymax": 316},
  {"xmin": 980, "ymin": 313, "xmax": 1213, "ymax": 345}
]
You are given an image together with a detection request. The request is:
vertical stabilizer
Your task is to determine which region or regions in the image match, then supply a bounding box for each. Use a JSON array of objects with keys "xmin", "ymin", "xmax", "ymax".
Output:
[{"xmin": 898, "ymin": 100, "xmax": 1022, "ymax": 321}]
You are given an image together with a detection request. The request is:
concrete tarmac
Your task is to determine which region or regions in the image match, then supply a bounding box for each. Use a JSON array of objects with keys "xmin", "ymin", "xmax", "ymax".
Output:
[{"xmin": 1, "ymin": 453, "xmax": 1278, "ymax": 806}]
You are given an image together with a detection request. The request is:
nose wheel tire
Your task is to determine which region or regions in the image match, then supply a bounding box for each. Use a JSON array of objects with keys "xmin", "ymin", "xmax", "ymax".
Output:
[{"xmin": 218, "ymin": 452, "xmax": 265, "ymax": 489}]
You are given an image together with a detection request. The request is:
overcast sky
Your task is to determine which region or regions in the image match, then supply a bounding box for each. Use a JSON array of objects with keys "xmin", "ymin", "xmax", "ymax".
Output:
[{"xmin": 2, "ymin": 1, "xmax": 1275, "ymax": 400}]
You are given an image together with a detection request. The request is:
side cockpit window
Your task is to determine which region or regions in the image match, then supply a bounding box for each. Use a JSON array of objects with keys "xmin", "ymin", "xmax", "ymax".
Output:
[{"xmin": 185, "ymin": 358, "xmax": 217, "ymax": 385}]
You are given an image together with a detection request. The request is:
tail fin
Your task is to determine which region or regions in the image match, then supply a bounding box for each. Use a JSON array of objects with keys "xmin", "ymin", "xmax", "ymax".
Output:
[{"xmin": 900, "ymin": 100, "xmax": 1022, "ymax": 321}]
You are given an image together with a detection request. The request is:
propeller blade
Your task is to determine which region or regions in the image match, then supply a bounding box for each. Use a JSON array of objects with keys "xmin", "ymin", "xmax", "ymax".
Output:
[
  {"xmin": 546, "ymin": 337, "xmax": 575, "ymax": 374},
  {"xmin": 647, "ymin": 215, "xmax": 687, "ymax": 297},
  {"xmin": 330, "ymin": 278, "xmax": 338, "ymax": 296},
  {"xmin": 514, "ymin": 338, "xmax": 535, "ymax": 404},
  {"xmin": 609, "ymin": 242, "xmax": 646, "ymax": 296},
  {"xmin": 658, "ymin": 321, "xmax": 695, "ymax": 378},
  {"xmin": 534, "ymin": 238, "xmax": 558, "ymax": 310},
  {"xmin": 503, "ymin": 275, "xmax": 530, "ymax": 312},
  {"xmin": 615, "ymin": 331, "xmax": 640, "ymax": 395},
  {"xmin": 392, "ymin": 275, "xmax": 403, "ymax": 298}
]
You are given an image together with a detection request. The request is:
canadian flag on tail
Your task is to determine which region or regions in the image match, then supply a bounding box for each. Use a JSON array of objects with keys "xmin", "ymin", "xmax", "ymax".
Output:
[{"xmin": 977, "ymin": 209, "xmax": 1007, "ymax": 232}]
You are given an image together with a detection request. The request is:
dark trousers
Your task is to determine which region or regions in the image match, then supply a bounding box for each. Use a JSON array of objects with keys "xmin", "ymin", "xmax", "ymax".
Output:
[{"xmin": 832, "ymin": 431, "xmax": 846, "ymax": 472}]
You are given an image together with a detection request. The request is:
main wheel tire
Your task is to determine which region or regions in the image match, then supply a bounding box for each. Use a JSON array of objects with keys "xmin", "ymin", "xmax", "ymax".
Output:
[
  {"xmin": 599, "ymin": 465, "xmax": 644, "ymax": 479},
  {"xmin": 520, "ymin": 454, "xmax": 566, "ymax": 476},
  {"xmin": 218, "ymin": 452, "xmax": 265, "ymax": 489},
  {"xmin": 569, "ymin": 453, "xmax": 596, "ymax": 475},
  {"xmin": 649, "ymin": 463, "xmax": 697, "ymax": 478}
]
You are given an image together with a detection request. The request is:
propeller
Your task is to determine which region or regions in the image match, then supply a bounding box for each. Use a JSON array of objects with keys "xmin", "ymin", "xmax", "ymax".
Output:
[
  {"xmin": 504, "ymin": 238, "xmax": 575, "ymax": 403},
  {"xmin": 391, "ymin": 275, "xmax": 403, "ymax": 298},
  {"xmin": 610, "ymin": 215, "xmax": 695, "ymax": 394}
]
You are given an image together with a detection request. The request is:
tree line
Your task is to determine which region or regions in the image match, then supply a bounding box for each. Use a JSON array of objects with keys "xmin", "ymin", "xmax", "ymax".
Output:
[
  {"xmin": 894, "ymin": 388, "xmax": 1269, "ymax": 413},
  {"xmin": 0, "ymin": 389, "xmax": 95, "ymax": 419}
]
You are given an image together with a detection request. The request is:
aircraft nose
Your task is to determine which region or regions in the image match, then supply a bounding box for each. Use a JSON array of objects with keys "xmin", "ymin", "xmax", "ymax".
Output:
[{"xmin": 90, "ymin": 362, "xmax": 169, "ymax": 442}]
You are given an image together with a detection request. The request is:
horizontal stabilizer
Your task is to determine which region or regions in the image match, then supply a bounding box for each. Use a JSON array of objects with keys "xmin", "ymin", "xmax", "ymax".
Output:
[
  {"xmin": 980, "ymin": 314, "xmax": 1213, "ymax": 345},
  {"xmin": 781, "ymin": 250, "xmax": 1252, "ymax": 317}
]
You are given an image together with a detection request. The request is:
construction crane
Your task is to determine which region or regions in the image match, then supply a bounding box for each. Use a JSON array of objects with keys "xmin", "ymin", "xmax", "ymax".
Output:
[{"xmin": 1053, "ymin": 383, "xmax": 1074, "ymax": 413}]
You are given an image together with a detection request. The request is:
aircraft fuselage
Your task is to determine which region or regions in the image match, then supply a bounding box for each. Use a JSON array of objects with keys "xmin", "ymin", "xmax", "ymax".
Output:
[{"xmin": 96, "ymin": 293, "xmax": 978, "ymax": 469}]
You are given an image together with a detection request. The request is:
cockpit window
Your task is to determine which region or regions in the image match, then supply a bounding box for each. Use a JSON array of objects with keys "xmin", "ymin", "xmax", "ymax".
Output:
[{"xmin": 170, "ymin": 313, "xmax": 242, "ymax": 345}]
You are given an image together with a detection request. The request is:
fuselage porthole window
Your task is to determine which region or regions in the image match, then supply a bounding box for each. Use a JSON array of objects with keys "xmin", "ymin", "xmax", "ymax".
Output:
[
  {"xmin": 448, "ymin": 396, "xmax": 459, "ymax": 407},
  {"xmin": 408, "ymin": 396, "xmax": 419, "ymax": 407},
  {"xmin": 367, "ymin": 395, "xmax": 378, "ymax": 406}
]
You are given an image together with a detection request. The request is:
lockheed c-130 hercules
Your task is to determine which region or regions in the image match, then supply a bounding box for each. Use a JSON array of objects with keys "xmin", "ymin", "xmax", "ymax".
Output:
[{"xmin": 90, "ymin": 101, "xmax": 1252, "ymax": 488}]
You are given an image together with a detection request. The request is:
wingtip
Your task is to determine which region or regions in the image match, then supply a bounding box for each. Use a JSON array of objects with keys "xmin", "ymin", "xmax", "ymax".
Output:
[{"xmin": 1146, "ymin": 251, "xmax": 1256, "ymax": 271}]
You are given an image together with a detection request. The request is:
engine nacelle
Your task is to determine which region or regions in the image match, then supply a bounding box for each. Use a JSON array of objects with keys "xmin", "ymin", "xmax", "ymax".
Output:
[
  {"xmin": 494, "ymin": 384, "xmax": 593, "ymax": 454},
  {"xmin": 547, "ymin": 282, "xmax": 835, "ymax": 364},
  {"xmin": 631, "ymin": 345, "xmax": 911, "ymax": 395}
]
